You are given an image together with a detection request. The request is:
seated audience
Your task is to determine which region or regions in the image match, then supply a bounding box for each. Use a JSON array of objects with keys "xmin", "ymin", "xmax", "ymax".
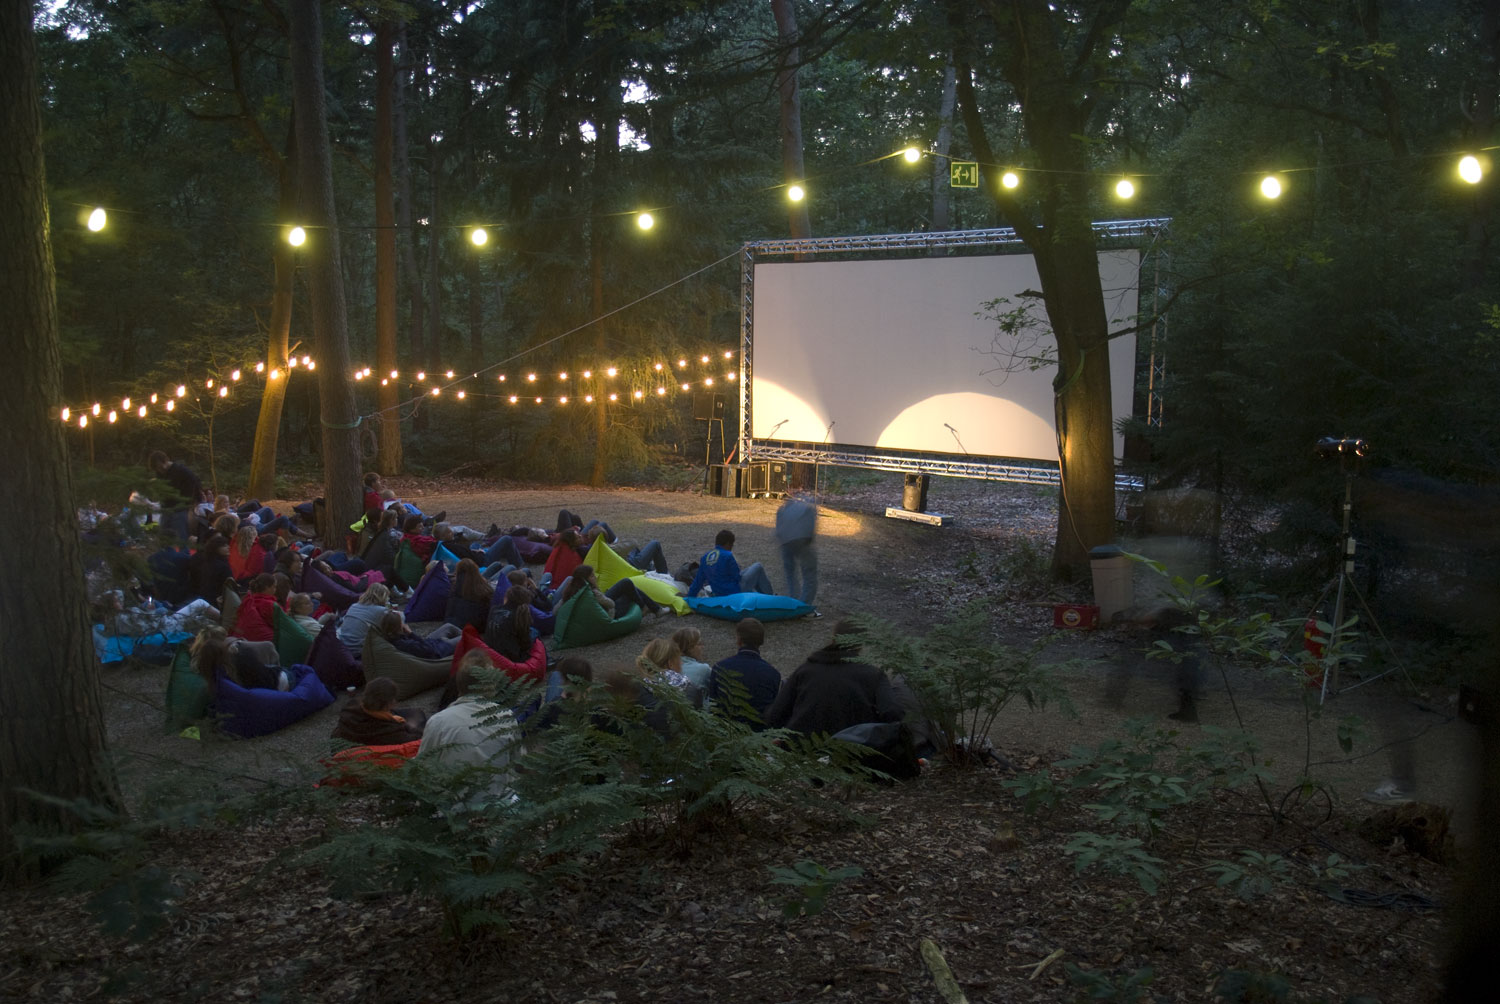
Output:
[
  {"xmin": 337, "ymin": 582, "xmax": 392, "ymax": 651},
  {"xmin": 763, "ymin": 620, "xmax": 903, "ymax": 736},
  {"xmin": 444, "ymin": 558, "xmax": 494, "ymax": 631},
  {"xmin": 686, "ymin": 529, "xmax": 774, "ymax": 598},
  {"xmin": 232, "ymin": 572, "xmax": 280, "ymax": 642},
  {"xmin": 379, "ymin": 609, "xmax": 462, "ymax": 659},
  {"xmin": 330, "ymin": 675, "xmax": 428, "ymax": 746},
  {"xmin": 671, "ymin": 626, "xmax": 713, "ymax": 689},
  {"xmin": 191, "ymin": 626, "xmax": 287, "ymax": 693},
  {"xmin": 708, "ymin": 618, "xmax": 782, "ymax": 728},
  {"xmin": 418, "ymin": 654, "xmax": 523, "ymax": 791},
  {"xmin": 635, "ymin": 637, "xmax": 703, "ymax": 706}
]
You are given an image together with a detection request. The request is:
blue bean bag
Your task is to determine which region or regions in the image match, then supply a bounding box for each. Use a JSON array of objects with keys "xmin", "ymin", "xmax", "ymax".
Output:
[
  {"xmin": 432, "ymin": 542, "xmax": 461, "ymax": 572},
  {"xmin": 94, "ymin": 625, "xmax": 192, "ymax": 665},
  {"xmin": 551, "ymin": 585, "xmax": 645, "ymax": 651},
  {"xmin": 212, "ymin": 664, "xmax": 334, "ymax": 738},
  {"xmin": 685, "ymin": 593, "xmax": 814, "ymax": 622},
  {"xmin": 307, "ymin": 619, "xmax": 364, "ymax": 691},
  {"xmin": 405, "ymin": 563, "xmax": 450, "ymax": 622},
  {"xmin": 301, "ymin": 561, "xmax": 360, "ymax": 611}
]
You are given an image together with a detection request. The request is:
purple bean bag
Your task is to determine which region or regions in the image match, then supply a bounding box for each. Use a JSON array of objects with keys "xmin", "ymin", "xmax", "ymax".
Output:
[
  {"xmin": 515, "ymin": 538, "xmax": 552, "ymax": 564},
  {"xmin": 530, "ymin": 603, "xmax": 555, "ymax": 637},
  {"xmin": 307, "ymin": 619, "xmax": 364, "ymax": 691},
  {"xmin": 301, "ymin": 561, "xmax": 360, "ymax": 611},
  {"xmin": 405, "ymin": 563, "xmax": 451, "ymax": 622},
  {"xmin": 212, "ymin": 665, "xmax": 335, "ymax": 738}
]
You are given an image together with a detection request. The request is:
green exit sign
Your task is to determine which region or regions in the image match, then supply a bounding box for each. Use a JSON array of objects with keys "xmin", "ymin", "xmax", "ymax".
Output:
[{"xmin": 950, "ymin": 161, "xmax": 979, "ymax": 188}]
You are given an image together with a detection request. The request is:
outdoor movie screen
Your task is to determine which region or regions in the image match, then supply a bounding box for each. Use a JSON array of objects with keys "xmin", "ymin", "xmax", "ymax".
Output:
[{"xmin": 750, "ymin": 249, "xmax": 1141, "ymax": 463}]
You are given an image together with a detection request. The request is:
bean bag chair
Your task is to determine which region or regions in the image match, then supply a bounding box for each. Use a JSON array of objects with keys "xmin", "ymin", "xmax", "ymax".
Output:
[
  {"xmin": 212, "ymin": 664, "xmax": 335, "ymax": 739},
  {"xmin": 307, "ymin": 619, "xmax": 364, "ymax": 691},
  {"xmin": 318, "ymin": 739, "xmax": 421, "ymax": 788},
  {"xmin": 363, "ymin": 632, "xmax": 450, "ymax": 701},
  {"xmin": 685, "ymin": 593, "xmax": 814, "ymax": 622},
  {"xmin": 148, "ymin": 547, "xmax": 194, "ymax": 606},
  {"xmin": 165, "ymin": 644, "xmax": 211, "ymax": 731},
  {"xmin": 530, "ymin": 603, "xmax": 556, "ymax": 637},
  {"xmin": 583, "ymin": 537, "xmax": 692, "ymax": 616},
  {"xmin": 405, "ymin": 563, "xmax": 450, "ymax": 622},
  {"xmin": 514, "ymin": 537, "xmax": 552, "ymax": 564},
  {"xmin": 450, "ymin": 624, "xmax": 546, "ymax": 682},
  {"xmin": 432, "ymin": 542, "xmax": 461, "ymax": 572},
  {"xmin": 551, "ymin": 585, "xmax": 645, "ymax": 651},
  {"xmin": 301, "ymin": 561, "xmax": 360, "ymax": 611},
  {"xmin": 543, "ymin": 542, "xmax": 583, "ymax": 587},
  {"xmin": 393, "ymin": 540, "xmax": 424, "ymax": 589},
  {"xmin": 274, "ymin": 605, "xmax": 314, "ymax": 666},
  {"xmin": 94, "ymin": 625, "xmax": 191, "ymax": 665},
  {"xmin": 220, "ymin": 581, "xmax": 242, "ymax": 632}
]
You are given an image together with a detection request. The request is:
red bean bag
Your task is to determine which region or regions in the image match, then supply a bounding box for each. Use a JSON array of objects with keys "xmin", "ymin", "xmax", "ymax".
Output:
[{"xmin": 318, "ymin": 739, "xmax": 421, "ymax": 788}]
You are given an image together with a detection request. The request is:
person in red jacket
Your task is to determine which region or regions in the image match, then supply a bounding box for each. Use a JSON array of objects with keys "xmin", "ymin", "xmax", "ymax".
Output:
[
  {"xmin": 401, "ymin": 513, "xmax": 438, "ymax": 562},
  {"xmin": 232, "ymin": 573, "xmax": 280, "ymax": 642}
]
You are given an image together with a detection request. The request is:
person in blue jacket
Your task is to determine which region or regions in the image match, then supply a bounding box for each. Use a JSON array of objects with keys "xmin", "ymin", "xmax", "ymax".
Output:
[{"xmin": 686, "ymin": 529, "xmax": 774, "ymax": 598}]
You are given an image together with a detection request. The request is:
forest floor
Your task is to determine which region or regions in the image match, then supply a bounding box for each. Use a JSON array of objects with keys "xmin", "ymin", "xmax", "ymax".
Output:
[{"xmin": 0, "ymin": 473, "xmax": 1467, "ymax": 1003}]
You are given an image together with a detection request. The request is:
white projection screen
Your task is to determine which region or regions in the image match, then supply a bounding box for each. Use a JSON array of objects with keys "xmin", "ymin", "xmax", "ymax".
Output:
[{"xmin": 750, "ymin": 250, "xmax": 1141, "ymax": 463}]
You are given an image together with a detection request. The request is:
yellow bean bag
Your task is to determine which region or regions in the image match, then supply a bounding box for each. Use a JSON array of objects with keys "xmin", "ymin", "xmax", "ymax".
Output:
[{"xmin": 583, "ymin": 536, "xmax": 690, "ymax": 616}]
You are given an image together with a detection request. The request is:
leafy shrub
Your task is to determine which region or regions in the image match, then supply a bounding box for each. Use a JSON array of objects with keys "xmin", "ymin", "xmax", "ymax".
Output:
[{"xmin": 767, "ymin": 859, "xmax": 864, "ymax": 918}]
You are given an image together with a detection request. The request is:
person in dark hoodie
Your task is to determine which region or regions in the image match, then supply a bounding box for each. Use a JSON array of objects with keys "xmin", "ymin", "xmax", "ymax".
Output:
[
  {"xmin": 763, "ymin": 619, "xmax": 903, "ymax": 736},
  {"xmin": 331, "ymin": 676, "xmax": 428, "ymax": 746}
]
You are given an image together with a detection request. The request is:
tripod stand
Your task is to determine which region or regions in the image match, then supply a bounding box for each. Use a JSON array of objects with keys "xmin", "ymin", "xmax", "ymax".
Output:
[{"xmin": 1307, "ymin": 457, "xmax": 1414, "ymax": 705}]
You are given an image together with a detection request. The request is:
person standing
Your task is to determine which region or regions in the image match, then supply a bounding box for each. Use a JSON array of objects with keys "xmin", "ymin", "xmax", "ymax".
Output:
[
  {"xmin": 775, "ymin": 493, "xmax": 819, "ymax": 612},
  {"xmin": 148, "ymin": 450, "xmax": 205, "ymax": 540}
]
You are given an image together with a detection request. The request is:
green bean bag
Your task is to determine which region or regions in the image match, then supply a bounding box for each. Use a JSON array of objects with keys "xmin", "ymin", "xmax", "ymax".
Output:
[
  {"xmin": 583, "ymin": 536, "xmax": 691, "ymax": 616},
  {"xmin": 551, "ymin": 584, "xmax": 645, "ymax": 651},
  {"xmin": 362, "ymin": 632, "xmax": 451, "ymax": 700},
  {"xmin": 165, "ymin": 644, "xmax": 210, "ymax": 731},
  {"xmin": 393, "ymin": 540, "xmax": 425, "ymax": 589},
  {"xmin": 274, "ymin": 605, "xmax": 314, "ymax": 666}
]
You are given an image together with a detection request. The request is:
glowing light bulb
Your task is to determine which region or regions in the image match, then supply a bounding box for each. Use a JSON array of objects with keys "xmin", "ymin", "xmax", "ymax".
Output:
[
  {"xmin": 270, "ymin": 369, "xmax": 280, "ymax": 380},
  {"xmin": 1001, "ymin": 171, "xmax": 1020, "ymax": 189},
  {"xmin": 287, "ymin": 226, "xmax": 306, "ymax": 247},
  {"xmin": 390, "ymin": 370, "xmax": 399, "ymax": 379},
  {"xmin": 498, "ymin": 374, "xmax": 506, "ymax": 382},
  {"xmin": 637, "ymin": 212, "xmax": 654, "ymax": 231},
  {"xmin": 705, "ymin": 377, "xmax": 714, "ymax": 386},
  {"xmin": 206, "ymin": 379, "xmax": 214, "ymax": 389},
  {"xmin": 585, "ymin": 394, "xmax": 594, "ymax": 403},
  {"xmin": 87, "ymin": 207, "xmax": 107, "ymax": 231},
  {"xmin": 656, "ymin": 387, "xmax": 666, "ymax": 396},
  {"xmin": 534, "ymin": 397, "xmax": 542, "ymax": 404},
  {"xmin": 1459, "ymin": 155, "xmax": 1484, "ymax": 185},
  {"xmin": 176, "ymin": 385, "xmax": 186, "ymax": 397},
  {"xmin": 150, "ymin": 394, "xmax": 158, "ymax": 404},
  {"xmin": 559, "ymin": 372, "xmax": 568, "ymax": 380},
  {"xmin": 470, "ymin": 227, "xmax": 488, "ymax": 246},
  {"xmin": 1115, "ymin": 178, "xmax": 1135, "ymax": 200},
  {"xmin": 582, "ymin": 370, "xmax": 592, "ymax": 378},
  {"xmin": 121, "ymin": 397, "xmax": 131, "ymax": 410},
  {"xmin": 431, "ymin": 387, "xmax": 440, "ymax": 396},
  {"xmin": 107, "ymin": 410, "xmax": 117, "ymax": 423},
  {"xmin": 1259, "ymin": 175, "xmax": 1282, "ymax": 199},
  {"xmin": 681, "ymin": 383, "xmax": 689, "ymax": 391},
  {"xmin": 700, "ymin": 355, "xmax": 709, "ymax": 364},
  {"xmin": 606, "ymin": 367, "xmax": 617, "ymax": 377},
  {"xmin": 303, "ymin": 355, "xmax": 312, "ymax": 367},
  {"xmin": 166, "ymin": 400, "xmax": 175, "ymax": 411},
  {"xmin": 92, "ymin": 403, "xmax": 100, "ymax": 416},
  {"xmin": 445, "ymin": 370, "xmax": 454, "ymax": 379},
  {"xmin": 723, "ymin": 351, "xmax": 732, "ymax": 359},
  {"xmin": 218, "ymin": 386, "xmax": 228, "ymax": 397},
  {"xmin": 560, "ymin": 396, "xmax": 568, "ymax": 404},
  {"xmin": 508, "ymin": 395, "xmax": 518, "ymax": 404},
  {"xmin": 255, "ymin": 361, "xmax": 265, "ymax": 373},
  {"xmin": 608, "ymin": 393, "xmax": 618, "ymax": 402},
  {"xmin": 903, "ymin": 146, "xmax": 921, "ymax": 163},
  {"xmin": 677, "ymin": 359, "xmax": 687, "ymax": 368},
  {"xmin": 457, "ymin": 390, "xmax": 466, "ymax": 399},
  {"xmin": 288, "ymin": 357, "xmax": 298, "ymax": 368},
  {"xmin": 416, "ymin": 371, "xmax": 426, "ymax": 381},
  {"xmin": 527, "ymin": 373, "xmax": 536, "ymax": 382},
  {"xmin": 61, "ymin": 407, "xmax": 70, "ymax": 422},
  {"xmin": 381, "ymin": 378, "xmax": 388, "ymax": 386},
  {"xmin": 138, "ymin": 405, "xmax": 147, "ymax": 417},
  {"xmin": 354, "ymin": 371, "xmax": 364, "ymax": 380},
  {"xmin": 654, "ymin": 362, "xmax": 663, "ymax": 371},
  {"xmin": 727, "ymin": 372, "xmax": 736, "ymax": 381},
  {"xmin": 231, "ymin": 369, "xmax": 241, "ymax": 381},
  {"xmin": 79, "ymin": 414, "xmax": 88, "ymax": 428},
  {"xmin": 787, "ymin": 184, "xmax": 805, "ymax": 203}
]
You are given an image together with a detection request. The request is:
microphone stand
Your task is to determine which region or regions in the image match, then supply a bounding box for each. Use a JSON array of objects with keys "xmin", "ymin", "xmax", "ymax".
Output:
[{"xmin": 815, "ymin": 419, "xmax": 834, "ymax": 496}]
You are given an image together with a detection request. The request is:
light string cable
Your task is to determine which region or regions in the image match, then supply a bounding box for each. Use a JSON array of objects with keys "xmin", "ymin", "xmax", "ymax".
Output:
[{"xmin": 358, "ymin": 247, "xmax": 743, "ymax": 424}]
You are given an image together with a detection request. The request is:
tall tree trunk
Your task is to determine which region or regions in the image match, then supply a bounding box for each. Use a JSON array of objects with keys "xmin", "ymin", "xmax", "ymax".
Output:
[
  {"xmin": 0, "ymin": 0, "xmax": 120, "ymax": 880},
  {"xmin": 395, "ymin": 23, "xmax": 424, "ymax": 373},
  {"xmin": 373, "ymin": 19, "xmax": 402, "ymax": 475},
  {"xmin": 247, "ymin": 118, "xmax": 297, "ymax": 500},
  {"xmin": 288, "ymin": 0, "xmax": 363, "ymax": 538},
  {"xmin": 930, "ymin": 59, "xmax": 957, "ymax": 232},
  {"xmin": 1463, "ymin": 0, "xmax": 1499, "ymax": 289},
  {"xmin": 426, "ymin": 135, "xmax": 443, "ymax": 376},
  {"xmin": 770, "ymin": 0, "xmax": 812, "ymax": 240},
  {"xmin": 588, "ymin": 76, "xmax": 622, "ymax": 488}
]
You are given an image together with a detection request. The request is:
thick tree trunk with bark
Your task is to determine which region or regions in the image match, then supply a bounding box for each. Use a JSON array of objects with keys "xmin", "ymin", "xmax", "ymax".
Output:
[
  {"xmin": 426, "ymin": 136, "xmax": 443, "ymax": 376},
  {"xmin": 771, "ymin": 0, "xmax": 812, "ymax": 240},
  {"xmin": 0, "ymin": 0, "xmax": 119, "ymax": 881},
  {"xmin": 247, "ymin": 120, "xmax": 297, "ymax": 500},
  {"xmin": 373, "ymin": 19, "xmax": 402, "ymax": 475},
  {"xmin": 288, "ymin": 0, "xmax": 363, "ymax": 537},
  {"xmin": 395, "ymin": 24, "xmax": 424, "ymax": 373},
  {"xmin": 930, "ymin": 60, "xmax": 957, "ymax": 232}
]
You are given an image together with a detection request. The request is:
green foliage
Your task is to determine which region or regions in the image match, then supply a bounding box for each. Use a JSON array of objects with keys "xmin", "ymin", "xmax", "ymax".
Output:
[
  {"xmin": 855, "ymin": 601, "xmax": 1077, "ymax": 769},
  {"xmin": 767, "ymin": 859, "xmax": 864, "ymax": 919},
  {"xmin": 1214, "ymin": 967, "xmax": 1381, "ymax": 1004},
  {"xmin": 1062, "ymin": 833, "xmax": 1166, "ymax": 895},
  {"xmin": 1206, "ymin": 850, "xmax": 1293, "ymax": 901},
  {"xmin": 1064, "ymin": 962, "xmax": 1159, "ymax": 1003}
]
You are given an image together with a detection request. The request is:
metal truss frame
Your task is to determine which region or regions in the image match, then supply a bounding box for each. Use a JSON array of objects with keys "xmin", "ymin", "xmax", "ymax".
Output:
[{"xmin": 737, "ymin": 219, "xmax": 1171, "ymax": 487}]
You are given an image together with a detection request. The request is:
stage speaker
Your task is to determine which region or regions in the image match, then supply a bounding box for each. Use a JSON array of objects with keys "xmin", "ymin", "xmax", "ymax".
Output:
[
  {"xmin": 747, "ymin": 461, "xmax": 788, "ymax": 495},
  {"xmin": 707, "ymin": 464, "xmax": 745, "ymax": 497},
  {"xmin": 692, "ymin": 392, "xmax": 727, "ymax": 421},
  {"xmin": 902, "ymin": 473, "xmax": 930, "ymax": 512}
]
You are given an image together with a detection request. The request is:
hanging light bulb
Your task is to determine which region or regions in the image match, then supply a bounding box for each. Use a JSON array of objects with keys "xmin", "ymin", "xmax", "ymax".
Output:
[
  {"xmin": 633, "ymin": 390, "xmax": 644, "ymax": 399},
  {"xmin": 498, "ymin": 374, "xmax": 506, "ymax": 382},
  {"xmin": 307, "ymin": 360, "xmax": 316, "ymax": 371},
  {"xmin": 231, "ymin": 369, "xmax": 241, "ymax": 381},
  {"xmin": 79, "ymin": 414, "xmax": 88, "ymax": 428},
  {"xmin": 255, "ymin": 361, "xmax": 265, "ymax": 373},
  {"xmin": 288, "ymin": 357, "xmax": 298, "ymax": 368},
  {"xmin": 902, "ymin": 146, "xmax": 921, "ymax": 164},
  {"xmin": 121, "ymin": 397, "xmax": 131, "ymax": 410},
  {"xmin": 585, "ymin": 394, "xmax": 594, "ymax": 403},
  {"xmin": 287, "ymin": 226, "xmax": 307, "ymax": 247},
  {"xmin": 1114, "ymin": 177, "xmax": 1136, "ymax": 199},
  {"xmin": 681, "ymin": 382, "xmax": 690, "ymax": 391},
  {"xmin": 527, "ymin": 373, "xmax": 537, "ymax": 382},
  {"xmin": 787, "ymin": 184, "xmax": 805, "ymax": 202},
  {"xmin": 677, "ymin": 359, "xmax": 687, "ymax": 368},
  {"xmin": 470, "ymin": 226, "xmax": 488, "ymax": 246},
  {"xmin": 176, "ymin": 385, "xmax": 186, "ymax": 397},
  {"xmin": 1259, "ymin": 175, "xmax": 1283, "ymax": 199},
  {"xmin": 92, "ymin": 402, "xmax": 101, "ymax": 416},
  {"xmin": 1459, "ymin": 154, "xmax": 1484, "ymax": 185},
  {"xmin": 508, "ymin": 395, "xmax": 518, "ymax": 404},
  {"xmin": 445, "ymin": 370, "xmax": 454, "ymax": 379},
  {"xmin": 416, "ymin": 371, "xmax": 426, "ymax": 381},
  {"xmin": 166, "ymin": 400, "xmax": 175, "ymax": 412},
  {"xmin": 381, "ymin": 378, "xmax": 388, "ymax": 386},
  {"xmin": 656, "ymin": 386, "xmax": 666, "ymax": 396},
  {"xmin": 559, "ymin": 396, "xmax": 568, "ymax": 404},
  {"xmin": 636, "ymin": 212, "xmax": 654, "ymax": 230},
  {"xmin": 390, "ymin": 370, "xmax": 399, "ymax": 379},
  {"xmin": 206, "ymin": 378, "xmax": 214, "ymax": 389},
  {"xmin": 723, "ymin": 351, "xmax": 733, "ymax": 359},
  {"xmin": 608, "ymin": 393, "xmax": 618, "ymax": 402},
  {"xmin": 431, "ymin": 387, "xmax": 441, "ymax": 396},
  {"xmin": 559, "ymin": 371, "xmax": 568, "ymax": 380},
  {"xmin": 654, "ymin": 362, "xmax": 663, "ymax": 371},
  {"xmin": 269, "ymin": 368, "xmax": 281, "ymax": 380},
  {"xmin": 1001, "ymin": 170, "xmax": 1020, "ymax": 190},
  {"xmin": 727, "ymin": 372, "xmax": 737, "ymax": 381},
  {"xmin": 107, "ymin": 410, "xmax": 117, "ymax": 423},
  {"xmin": 87, "ymin": 207, "xmax": 107, "ymax": 231},
  {"xmin": 705, "ymin": 377, "xmax": 714, "ymax": 386},
  {"xmin": 606, "ymin": 367, "xmax": 617, "ymax": 377},
  {"xmin": 582, "ymin": 370, "xmax": 592, "ymax": 378},
  {"xmin": 456, "ymin": 390, "xmax": 466, "ymax": 399},
  {"xmin": 150, "ymin": 393, "xmax": 158, "ymax": 404},
  {"xmin": 60, "ymin": 407, "xmax": 70, "ymax": 422},
  {"xmin": 138, "ymin": 405, "xmax": 147, "ymax": 417},
  {"xmin": 218, "ymin": 386, "xmax": 228, "ymax": 397},
  {"xmin": 534, "ymin": 397, "xmax": 542, "ymax": 404},
  {"xmin": 700, "ymin": 355, "xmax": 710, "ymax": 364}
]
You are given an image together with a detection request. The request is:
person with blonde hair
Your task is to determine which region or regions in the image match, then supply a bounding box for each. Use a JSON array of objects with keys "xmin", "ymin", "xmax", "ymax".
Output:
[
  {"xmin": 636, "ymin": 637, "xmax": 702, "ymax": 707},
  {"xmin": 337, "ymin": 582, "xmax": 391, "ymax": 650},
  {"xmin": 670, "ymin": 626, "xmax": 712, "ymax": 689}
]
